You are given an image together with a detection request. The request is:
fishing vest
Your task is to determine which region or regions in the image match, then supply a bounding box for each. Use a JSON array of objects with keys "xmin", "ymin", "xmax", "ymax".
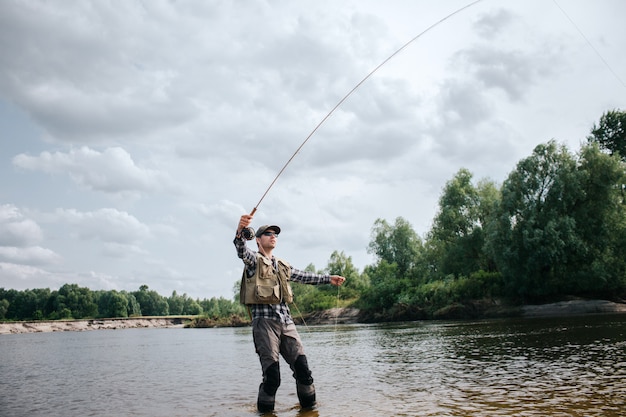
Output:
[{"xmin": 240, "ymin": 253, "xmax": 294, "ymax": 305}]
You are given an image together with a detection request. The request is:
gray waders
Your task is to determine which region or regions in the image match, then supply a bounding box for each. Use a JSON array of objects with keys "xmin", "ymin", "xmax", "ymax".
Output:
[{"xmin": 253, "ymin": 319, "xmax": 316, "ymax": 412}]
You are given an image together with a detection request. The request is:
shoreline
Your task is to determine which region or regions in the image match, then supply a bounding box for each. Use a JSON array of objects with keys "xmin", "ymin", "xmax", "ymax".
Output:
[
  {"xmin": 521, "ymin": 299, "xmax": 626, "ymax": 317},
  {"xmin": 2, "ymin": 300, "xmax": 626, "ymax": 334},
  {"xmin": 0, "ymin": 316, "xmax": 191, "ymax": 335}
]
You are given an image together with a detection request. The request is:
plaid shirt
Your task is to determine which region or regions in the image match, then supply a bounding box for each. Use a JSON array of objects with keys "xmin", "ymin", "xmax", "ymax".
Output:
[{"xmin": 234, "ymin": 236, "xmax": 331, "ymax": 324}]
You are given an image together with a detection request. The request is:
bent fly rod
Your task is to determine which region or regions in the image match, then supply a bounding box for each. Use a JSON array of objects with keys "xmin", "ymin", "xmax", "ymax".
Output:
[{"xmin": 241, "ymin": 0, "xmax": 483, "ymax": 240}]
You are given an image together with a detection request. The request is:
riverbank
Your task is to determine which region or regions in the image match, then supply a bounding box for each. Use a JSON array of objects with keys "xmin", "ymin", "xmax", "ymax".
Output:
[
  {"xmin": 312, "ymin": 299, "xmax": 626, "ymax": 324},
  {"xmin": 522, "ymin": 299, "xmax": 626, "ymax": 317},
  {"xmin": 0, "ymin": 316, "xmax": 191, "ymax": 335},
  {"xmin": 2, "ymin": 300, "xmax": 626, "ymax": 334}
]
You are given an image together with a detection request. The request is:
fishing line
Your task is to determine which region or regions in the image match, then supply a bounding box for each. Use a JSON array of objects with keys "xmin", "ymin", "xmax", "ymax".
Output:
[
  {"xmin": 333, "ymin": 276, "xmax": 341, "ymax": 339},
  {"xmin": 291, "ymin": 300, "xmax": 310, "ymax": 332},
  {"xmin": 246, "ymin": 0, "xmax": 484, "ymax": 219},
  {"xmin": 296, "ymin": 172, "xmax": 342, "ymax": 332},
  {"xmin": 245, "ymin": 0, "xmax": 484, "ymax": 338},
  {"xmin": 552, "ymin": 0, "xmax": 626, "ymax": 90}
]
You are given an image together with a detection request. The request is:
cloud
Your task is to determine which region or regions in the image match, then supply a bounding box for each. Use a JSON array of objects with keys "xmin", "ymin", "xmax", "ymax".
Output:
[
  {"xmin": 0, "ymin": 246, "xmax": 61, "ymax": 265},
  {"xmin": 474, "ymin": 9, "xmax": 515, "ymax": 39},
  {"xmin": 460, "ymin": 8, "xmax": 565, "ymax": 103},
  {"xmin": 456, "ymin": 47, "xmax": 556, "ymax": 102},
  {"xmin": 0, "ymin": 205, "xmax": 61, "ymax": 267},
  {"xmin": 52, "ymin": 207, "xmax": 152, "ymax": 244},
  {"xmin": 0, "ymin": 262, "xmax": 119, "ymax": 292},
  {"xmin": 0, "ymin": 1, "xmax": 197, "ymax": 143},
  {"xmin": 101, "ymin": 242, "xmax": 149, "ymax": 259},
  {"xmin": 0, "ymin": 204, "xmax": 43, "ymax": 246},
  {"xmin": 13, "ymin": 146, "xmax": 174, "ymax": 196},
  {"xmin": 0, "ymin": 0, "xmax": 624, "ymax": 299},
  {"xmin": 0, "ymin": 262, "xmax": 58, "ymax": 284},
  {"xmin": 198, "ymin": 200, "xmax": 247, "ymax": 223}
]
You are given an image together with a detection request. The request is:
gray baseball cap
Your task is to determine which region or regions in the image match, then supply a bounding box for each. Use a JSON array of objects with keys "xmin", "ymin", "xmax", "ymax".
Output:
[{"xmin": 255, "ymin": 225, "xmax": 281, "ymax": 237}]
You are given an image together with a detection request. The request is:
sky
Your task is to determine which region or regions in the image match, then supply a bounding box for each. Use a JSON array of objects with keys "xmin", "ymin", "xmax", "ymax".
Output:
[{"xmin": 1, "ymin": 0, "xmax": 625, "ymax": 300}]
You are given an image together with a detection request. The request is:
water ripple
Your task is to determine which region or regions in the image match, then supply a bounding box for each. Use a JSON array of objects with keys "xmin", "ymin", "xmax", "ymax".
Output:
[{"xmin": 1, "ymin": 315, "xmax": 625, "ymax": 416}]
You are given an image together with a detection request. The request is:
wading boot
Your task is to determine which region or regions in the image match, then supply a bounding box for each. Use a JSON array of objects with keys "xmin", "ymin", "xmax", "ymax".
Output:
[
  {"xmin": 296, "ymin": 382, "xmax": 316, "ymax": 409},
  {"xmin": 257, "ymin": 383, "xmax": 275, "ymax": 413}
]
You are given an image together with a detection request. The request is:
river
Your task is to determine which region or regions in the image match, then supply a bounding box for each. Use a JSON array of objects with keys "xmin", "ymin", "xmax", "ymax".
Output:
[{"xmin": 1, "ymin": 314, "xmax": 624, "ymax": 416}]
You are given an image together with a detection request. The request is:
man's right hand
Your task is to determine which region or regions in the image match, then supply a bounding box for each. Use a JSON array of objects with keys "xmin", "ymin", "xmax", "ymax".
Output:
[{"xmin": 237, "ymin": 214, "xmax": 253, "ymax": 232}]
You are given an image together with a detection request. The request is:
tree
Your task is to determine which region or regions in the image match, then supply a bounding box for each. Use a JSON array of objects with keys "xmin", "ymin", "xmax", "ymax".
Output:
[
  {"xmin": 488, "ymin": 141, "xmax": 583, "ymax": 299},
  {"xmin": 123, "ymin": 291, "xmax": 142, "ymax": 316},
  {"xmin": 426, "ymin": 169, "xmax": 498, "ymax": 279},
  {"xmin": 6, "ymin": 289, "xmax": 37, "ymax": 319},
  {"xmin": 359, "ymin": 261, "xmax": 402, "ymax": 310},
  {"xmin": 96, "ymin": 290, "xmax": 129, "ymax": 318},
  {"xmin": 570, "ymin": 143, "xmax": 626, "ymax": 293},
  {"xmin": 368, "ymin": 217, "xmax": 422, "ymax": 277},
  {"xmin": 168, "ymin": 291, "xmax": 184, "ymax": 315},
  {"xmin": 50, "ymin": 284, "xmax": 98, "ymax": 319},
  {"xmin": 200, "ymin": 296, "xmax": 244, "ymax": 317},
  {"xmin": 588, "ymin": 109, "xmax": 626, "ymax": 160},
  {"xmin": 168, "ymin": 291, "xmax": 203, "ymax": 315},
  {"xmin": 132, "ymin": 285, "xmax": 169, "ymax": 316},
  {"xmin": 182, "ymin": 297, "xmax": 203, "ymax": 315},
  {"xmin": 362, "ymin": 217, "xmax": 423, "ymax": 311}
]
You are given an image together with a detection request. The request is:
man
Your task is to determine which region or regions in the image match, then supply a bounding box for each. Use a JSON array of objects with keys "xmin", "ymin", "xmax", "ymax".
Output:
[{"xmin": 234, "ymin": 214, "xmax": 346, "ymax": 412}]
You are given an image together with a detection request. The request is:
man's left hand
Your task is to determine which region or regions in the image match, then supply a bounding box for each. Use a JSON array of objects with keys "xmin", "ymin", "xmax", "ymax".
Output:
[{"xmin": 330, "ymin": 275, "xmax": 346, "ymax": 286}]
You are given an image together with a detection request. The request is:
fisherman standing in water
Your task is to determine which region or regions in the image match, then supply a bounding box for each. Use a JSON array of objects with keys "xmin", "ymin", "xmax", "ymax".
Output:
[{"xmin": 234, "ymin": 214, "xmax": 346, "ymax": 412}]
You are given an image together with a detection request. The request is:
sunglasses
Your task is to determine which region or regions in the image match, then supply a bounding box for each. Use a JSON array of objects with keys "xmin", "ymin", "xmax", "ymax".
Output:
[{"xmin": 262, "ymin": 232, "xmax": 278, "ymax": 237}]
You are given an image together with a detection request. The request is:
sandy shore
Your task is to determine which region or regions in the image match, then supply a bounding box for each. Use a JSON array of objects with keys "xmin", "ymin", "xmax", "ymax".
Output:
[{"xmin": 0, "ymin": 316, "xmax": 191, "ymax": 335}]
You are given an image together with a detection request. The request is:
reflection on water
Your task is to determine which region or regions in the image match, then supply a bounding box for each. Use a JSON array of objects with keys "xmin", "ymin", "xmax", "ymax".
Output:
[{"xmin": 1, "ymin": 314, "xmax": 624, "ymax": 416}]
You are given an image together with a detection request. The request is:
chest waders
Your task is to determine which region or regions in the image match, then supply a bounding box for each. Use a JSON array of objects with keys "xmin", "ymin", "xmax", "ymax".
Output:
[{"xmin": 240, "ymin": 254, "xmax": 316, "ymax": 412}]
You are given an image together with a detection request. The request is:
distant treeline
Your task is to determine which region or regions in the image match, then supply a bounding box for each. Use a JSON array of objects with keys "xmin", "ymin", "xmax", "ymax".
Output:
[
  {"xmin": 2, "ymin": 110, "xmax": 625, "ymax": 322},
  {"xmin": 0, "ymin": 284, "xmax": 245, "ymax": 321}
]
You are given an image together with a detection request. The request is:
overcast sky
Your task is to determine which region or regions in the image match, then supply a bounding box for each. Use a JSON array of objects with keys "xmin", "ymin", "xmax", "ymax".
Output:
[{"xmin": 1, "ymin": 0, "xmax": 624, "ymax": 300}]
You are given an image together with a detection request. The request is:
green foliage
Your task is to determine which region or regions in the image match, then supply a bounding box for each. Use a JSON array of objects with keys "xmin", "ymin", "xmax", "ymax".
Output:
[
  {"xmin": 0, "ymin": 298, "xmax": 9, "ymax": 319},
  {"xmin": 5, "ymin": 288, "xmax": 51, "ymax": 320},
  {"xmin": 167, "ymin": 291, "xmax": 204, "ymax": 315},
  {"xmin": 291, "ymin": 282, "xmax": 338, "ymax": 311},
  {"xmin": 588, "ymin": 109, "xmax": 626, "ymax": 161},
  {"xmin": 0, "ymin": 285, "xmax": 239, "ymax": 321},
  {"xmin": 358, "ymin": 261, "xmax": 406, "ymax": 310},
  {"xmin": 404, "ymin": 271, "xmax": 503, "ymax": 311},
  {"xmin": 487, "ymin": 140, "xmax": 626, "ymax": 300},
  {"xmin": 487, "ymin": 141, "xmax": 580, "ymax": 297},
  {"xmin": 96, "ymin": 290, "xmax": 130, "ymax": 318},
  {"xmin": 199, "ymin": 296, "xmax": 246, "ymax": 318},
  {"xmin": 368, "ymin": 217, "xmax": 422, "ymax": 277},
  {"xmin": 426, "ymin": 169, "xmax": 499, "ymax": 279},
  {"xmin": 409, "ymin": 278, "xmax": 458, "ymax": 310},
  {"xmin": 51, "ymin": 284, "xmax": 99, "ymax": 319},
  {"xmin": 324, "ymin": 250, "xmax": 368, "ymax": 299},
  {"xmin": 291, "ymin": 281, "xmax": 322, "ymax": 311},
  {"xmin": 571, "ymin": 143, "xmax": 626, "ymax": 293},
  {"xmin": 126, "ymin": 292, "xmax": 142, "ymax": 317},
  {"xmin": 290, "ymin": 251, "xmax": 367, "ymax": 313},
  {"xmin": 132, "ymin": 285, "xmax": 169, "ymax": 316}
]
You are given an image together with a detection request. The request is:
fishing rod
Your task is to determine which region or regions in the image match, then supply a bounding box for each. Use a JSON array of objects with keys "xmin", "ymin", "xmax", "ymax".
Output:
[{"xmin": 241, "ymin": 0, "xmax": 484, "ymax": 240}]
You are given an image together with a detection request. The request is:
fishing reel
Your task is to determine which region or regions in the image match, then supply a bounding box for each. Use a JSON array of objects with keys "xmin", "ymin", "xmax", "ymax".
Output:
[{"xmin": 241, "ymin": 227, "xmax": 256, "ymax": 240}]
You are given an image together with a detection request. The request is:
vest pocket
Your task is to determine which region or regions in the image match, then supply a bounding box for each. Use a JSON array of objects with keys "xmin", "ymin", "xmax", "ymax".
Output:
[{"xmin": 255, "ymin": 280, "xmax": 281, "ymax": 303}]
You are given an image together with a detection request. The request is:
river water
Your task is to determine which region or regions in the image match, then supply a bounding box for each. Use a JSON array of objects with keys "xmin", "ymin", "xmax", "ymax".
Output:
[{"xmin": 1, "ymin": 314, "xmax": 624, "ymax": 417}]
